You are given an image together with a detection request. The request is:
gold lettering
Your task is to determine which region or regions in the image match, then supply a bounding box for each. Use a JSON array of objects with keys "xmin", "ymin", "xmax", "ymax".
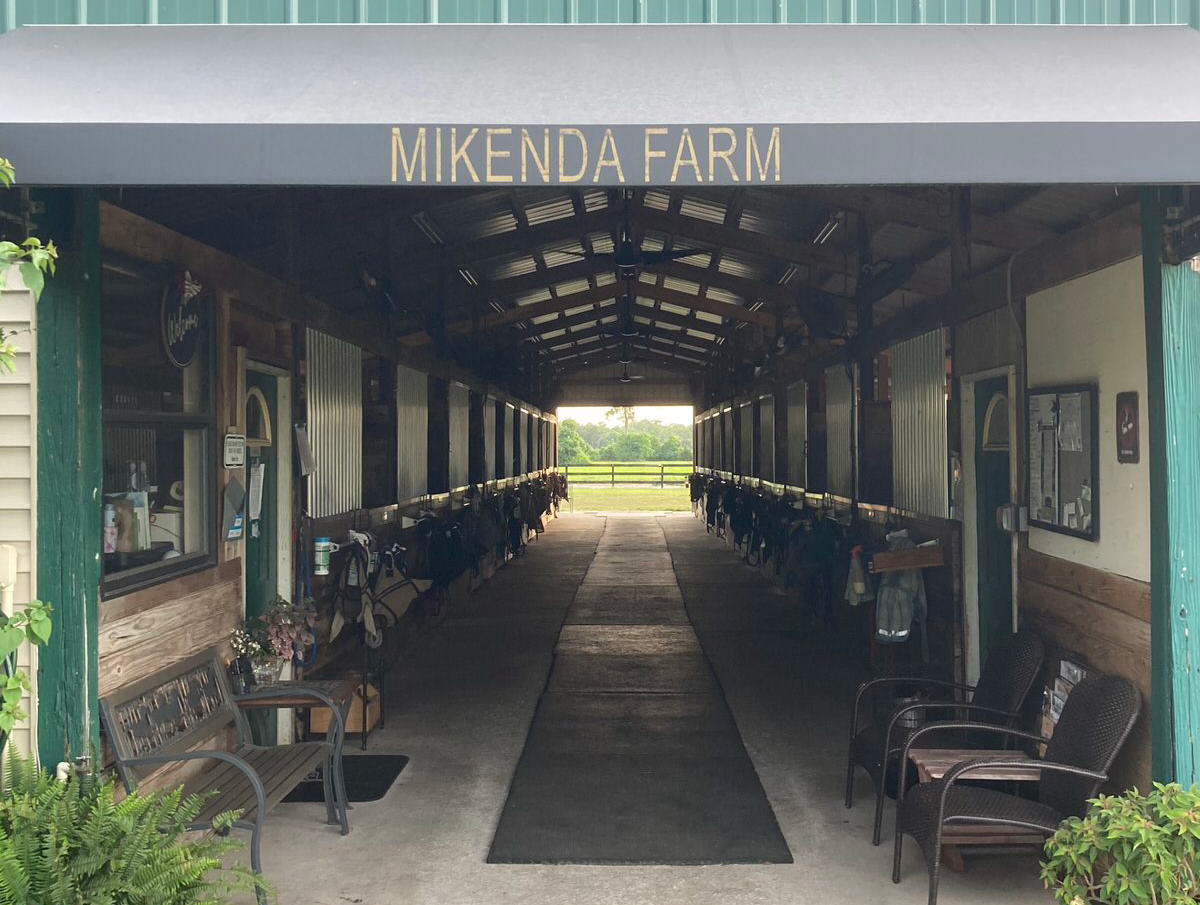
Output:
[
  {"xmin": 644, "ymin": 127, "xmax": 668, "ymax": 183},
  {"xmin": 591, "ymin": 128, "xmax": 625, "ymax": 184},
  {"xmin": 671, "ymin": 128, "xmax": 702, "ymax": 184},
  {"xmin": 707, "ymin": 127, "xmax": 738, "ymax": 183},
  {"xmin": 521, "ymin": 128, "xmax": 551, "ymax": 183},
  {"xmin": 486, "ymin": 128, "xmax": 513, "ymax": 183},
  {"xmin": 746, "ymin": 127, "xmax": 781, "ymax": 183},
  {"xmin": 435, "ymin": 127, "xmax": 443, "ymax": 183},
  {"xmin": 391, "ymin": 127, "xmax": 427, "ymax": 183},
  {"xmin": 558, "ymin": 128, "xmax": 587, "ymax": 183},
  {"xmin": 450, "ymin": 127, "xmax": 480, "ymax": 184}
]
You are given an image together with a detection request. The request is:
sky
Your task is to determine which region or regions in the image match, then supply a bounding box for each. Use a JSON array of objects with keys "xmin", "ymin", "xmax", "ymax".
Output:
[{"xmin": 557, "ymin": 405, "xmax": 694, "ymax": 426}]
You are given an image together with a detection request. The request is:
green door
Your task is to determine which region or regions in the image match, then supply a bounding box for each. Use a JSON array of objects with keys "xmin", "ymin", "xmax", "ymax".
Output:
[
  {"xmin": 245, "ymin": 371, "xmax": 277, "ymax": 620},
  {"xmin": 975, "ymin": 377, "xmax": 1013, "ymax": 660}
]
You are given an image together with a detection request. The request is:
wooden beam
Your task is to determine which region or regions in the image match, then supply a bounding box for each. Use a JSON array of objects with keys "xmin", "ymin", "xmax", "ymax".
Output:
[
  {"xmin": 845, "ymin": 201, "xmax": 1141, "ymax": 361},
  {"xmin": 790, "ymin": 186, "xmax": 1057, "ymax": 251},
  {"xmin": 404, "ymin": 276, "xmax": 773, "ymax": 345},
  {"xmin": 392, "ymin": 207, "xmax": 619, "ymax": 277},
  {"xmin": 552, "ymin": 340, "xmax": 707, "ymax": 374},
  {"xmin": 524, "ymin": 302, "xmax": 729, "ymax": 341},
  {"xmin": 542, "ymin": 322, "xmax": 715, "ymax": 360}
]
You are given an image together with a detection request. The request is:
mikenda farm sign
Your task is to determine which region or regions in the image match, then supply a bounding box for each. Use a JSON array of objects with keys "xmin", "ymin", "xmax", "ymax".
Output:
[{"xmin": 390, "ymin": 126, "xmax": 782, "ymax": 186}]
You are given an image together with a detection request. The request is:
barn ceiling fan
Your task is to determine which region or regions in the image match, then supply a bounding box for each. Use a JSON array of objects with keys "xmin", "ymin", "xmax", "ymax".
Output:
[
  {"xmin": 614, "ymin": 363, "xmax": 645, "ymax": 384},
  {"xmin": 556, "ymin": 190, "xmax": 705, "ymax": 279},
  {"xmin": 615, "ymin": 341, "xmax": 647, "ymax": 366}
]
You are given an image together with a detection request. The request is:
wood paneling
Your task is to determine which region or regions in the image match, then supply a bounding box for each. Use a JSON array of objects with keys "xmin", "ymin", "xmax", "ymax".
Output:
[
  {"xmin": 1018, "ymin": 544, "xmax": 1151, "ymax": 791},
  {"xmin": 99, "ymin": 574, "xmax": 241, "ymax": 697}
]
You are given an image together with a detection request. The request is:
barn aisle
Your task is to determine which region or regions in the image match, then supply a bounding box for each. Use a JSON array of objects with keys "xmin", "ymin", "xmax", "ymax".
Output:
[{"xmin": 260, "ymin": 513, "xmax": 1047, "ymax": 905}]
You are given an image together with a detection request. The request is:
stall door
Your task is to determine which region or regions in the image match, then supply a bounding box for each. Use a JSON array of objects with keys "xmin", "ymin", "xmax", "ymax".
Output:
[
  {"xmin": 245, "ymin": 371, "xmax": 277, "ymax": 620},
  {"xmin": 974, "ymin": 376, "xmax": 1013, "ymax": 658}
]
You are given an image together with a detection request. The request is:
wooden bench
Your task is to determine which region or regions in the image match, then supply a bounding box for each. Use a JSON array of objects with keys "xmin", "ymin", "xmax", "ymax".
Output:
[{"xmin": 99, "ymin": 650, "xmax": 350, "ymax": 900}]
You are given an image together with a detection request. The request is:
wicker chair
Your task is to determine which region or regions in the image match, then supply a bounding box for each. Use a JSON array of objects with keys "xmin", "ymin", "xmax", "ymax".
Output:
[
  {"xmin": 891, "ymin": 673, "xmax": 1141, "ymax": 905},
  {"xmin": 845, "ymin": 631, "xmax": 1045, "ymax": 845}
]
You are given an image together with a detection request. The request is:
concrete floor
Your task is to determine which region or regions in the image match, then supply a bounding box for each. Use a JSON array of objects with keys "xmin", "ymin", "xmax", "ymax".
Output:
[{"xmin": 260, "ymin": 513, "xmax": 1049, "ymax": 905}]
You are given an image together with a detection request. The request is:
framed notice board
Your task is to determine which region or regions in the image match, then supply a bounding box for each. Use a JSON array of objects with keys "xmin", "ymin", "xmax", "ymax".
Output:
[{"xmin": 1026, "ymin": 384, "xmax": 1099, "ymax": 541}]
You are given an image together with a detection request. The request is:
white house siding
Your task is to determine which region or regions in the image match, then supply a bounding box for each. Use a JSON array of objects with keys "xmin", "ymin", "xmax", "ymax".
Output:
[{"xmin": 0, "ymin": 268, "xmax": 37, "ymax": 759}]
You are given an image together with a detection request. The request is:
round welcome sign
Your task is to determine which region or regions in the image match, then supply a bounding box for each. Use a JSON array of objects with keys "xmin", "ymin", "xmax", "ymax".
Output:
[{"xmin": 162, "ymin": 269, "xmax": 206, "ymax": 368}]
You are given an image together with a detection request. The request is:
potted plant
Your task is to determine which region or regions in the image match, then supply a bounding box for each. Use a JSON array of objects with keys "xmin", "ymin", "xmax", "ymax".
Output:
[
  {"xmin": 229, "ymin": 626, "xmax": 265, "ymax": 693},
  {"xmin": 1041, "ymin": 782, "xmax": 1200, "ymax": 905},
  {"xmin": 243, "ymin": 597, "xmax": 317, "ymax": 685}
]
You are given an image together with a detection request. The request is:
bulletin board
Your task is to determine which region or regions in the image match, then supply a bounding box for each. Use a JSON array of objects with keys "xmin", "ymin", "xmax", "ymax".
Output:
[{"xmin": 1026, "ymin": 384, "xmax": 1099, "ymax": 541}]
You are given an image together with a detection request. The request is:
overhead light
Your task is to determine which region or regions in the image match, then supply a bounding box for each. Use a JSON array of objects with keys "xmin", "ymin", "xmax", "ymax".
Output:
[
  {"xmin": 747, "ymin": 301, "xmax": 765, "ymax": 312},
  {"xmin": 813, "ymin": 213, "xmax": 843, "ymax": 246},
  {"xmin": 778, "ymin": 265, "xmax": 799, "ymax": 285},
  {"xmin": 458, "ymin": 269, "xmax": 478, "ymax": 286},
  {"xmin": 411, "ymin": 211, "xmax": 444, "ymax": 245}
]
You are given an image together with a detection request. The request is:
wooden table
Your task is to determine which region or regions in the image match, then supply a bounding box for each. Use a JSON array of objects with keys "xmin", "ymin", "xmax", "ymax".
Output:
[{"xmin": 907, "ymin": 748, "xmax": 1045, "ymax": 872}]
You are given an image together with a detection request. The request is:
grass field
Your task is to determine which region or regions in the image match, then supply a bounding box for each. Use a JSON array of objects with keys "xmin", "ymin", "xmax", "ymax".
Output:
[{"xmin": 565, "ymin": 486, "xmax": 692, "ymax": 512}]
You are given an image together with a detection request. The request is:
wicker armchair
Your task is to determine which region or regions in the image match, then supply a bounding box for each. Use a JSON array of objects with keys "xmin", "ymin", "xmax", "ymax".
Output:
[
  {"xmin": 891, "ymin": 673, "xmax": 1141, "ymax": 905},
  {"xmin": 845, "ymin": 631, "xmax": 1045, "ymax": 845}
]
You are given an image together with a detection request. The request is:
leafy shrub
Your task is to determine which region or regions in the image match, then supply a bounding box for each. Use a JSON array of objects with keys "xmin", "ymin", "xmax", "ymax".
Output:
[
  {"xmin": 1041, "ymin": 783, "xmax": 1200, "ymax": 905},
  {"xmin": 0, "ymin": 753, "xmax": 270, "ymax": 904}
]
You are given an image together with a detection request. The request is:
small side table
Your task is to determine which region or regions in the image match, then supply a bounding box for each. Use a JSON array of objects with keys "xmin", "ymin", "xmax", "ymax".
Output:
[
  {"xmin": 907, "ymin": 748, "xmax": 1044, "ymax": 872},
  {"xmin": 236, "ymin": 678, "xmax": 357, "ymax": 834}
]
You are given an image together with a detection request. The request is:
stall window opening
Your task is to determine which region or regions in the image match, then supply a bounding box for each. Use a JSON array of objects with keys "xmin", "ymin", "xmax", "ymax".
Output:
[{"xmin": 100, "ymin": 258, "xmax": 215, "ymax": 595}]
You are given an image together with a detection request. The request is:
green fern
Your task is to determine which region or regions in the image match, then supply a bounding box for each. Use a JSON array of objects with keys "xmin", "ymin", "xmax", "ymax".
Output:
[{"xmin": 0, "ymin": 751, "xmax": 272, "ymax": 905}]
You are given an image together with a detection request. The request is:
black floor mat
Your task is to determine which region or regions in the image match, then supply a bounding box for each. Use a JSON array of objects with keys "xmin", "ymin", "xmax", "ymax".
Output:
[
  {"xmin": 283, "ymin": 754, "xmax": 409, "ymax": 803},
  {"xmin": 488, "ymin": 522, "xmax": 792, "ymax": 865}
]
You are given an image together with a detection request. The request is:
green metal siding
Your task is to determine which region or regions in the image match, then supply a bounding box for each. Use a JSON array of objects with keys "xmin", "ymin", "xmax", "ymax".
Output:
[{"xmin": 4, "ymin": 0, "xmax": 1198, "ymax": 26}]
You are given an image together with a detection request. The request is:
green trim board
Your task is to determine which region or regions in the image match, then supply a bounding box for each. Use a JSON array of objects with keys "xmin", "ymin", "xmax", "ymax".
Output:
[
  {"xmin": 1156, "ymin": 256, "xmax": 1200, "ymax": 787},
  {"xmin": 1142, "ymin": 189, "xmax": 1174, "ymax": 783},
  {"xmin": 35, "ymin": 188, "xmax": 103, "ymax": 765}
]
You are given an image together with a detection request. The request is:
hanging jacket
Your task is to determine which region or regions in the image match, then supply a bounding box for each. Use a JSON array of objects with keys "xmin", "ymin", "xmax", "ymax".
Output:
[{"xmin": 874, "ymin": 530, "xmax": 929, "ymax": 662}]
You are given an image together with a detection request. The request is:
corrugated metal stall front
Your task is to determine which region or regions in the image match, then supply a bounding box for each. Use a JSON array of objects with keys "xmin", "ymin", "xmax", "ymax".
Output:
[
  {"xmin": 890, "ymin": 327, "xmax": 949, "ymax": 516},
  {"xmin": 787, "ymin": 380, "xmax": 807, "ymax": 487},
  {"xmin": 825, "ymin": 364, "xmax": 854, "ymax": 497},
  {"xmin": 305, "ymin": 328, "xmax": 363, "ymax": 518},
  {"xmin": 759, "ymin": 395, "xmax": 775, "ymax": 482},
  {"xmin": 707, "ymin": 415, "xmax": 716, "ymax": 469},
  {"xmin": 448, "ymin": 381, "xmax": 470, "ymax": 490},
  {"xmin": 396, "ymin": 362, "xmax": 428, "ymax": 501},
  {"xmin": 695, "ymin": 415, "xmax": 705, "ymax": 468},
  {"xmin": 484, "ymin": 395, "xmax": 496, "ymax": 481},
  {"xmin": 721, "ymin": 407, "xmax": 733, "ymax": 471}
]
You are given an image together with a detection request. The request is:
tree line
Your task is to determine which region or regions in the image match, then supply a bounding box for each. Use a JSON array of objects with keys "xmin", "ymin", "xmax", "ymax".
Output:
[{"xmin": 559, "ymin": 417, "xmax": 692, "ymax": 464}]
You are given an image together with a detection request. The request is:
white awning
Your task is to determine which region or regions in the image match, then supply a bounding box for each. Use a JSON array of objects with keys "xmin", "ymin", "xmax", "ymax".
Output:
[{"xmin": 1, "ymin": 23, "xmax": 1198, "ymax": 185}]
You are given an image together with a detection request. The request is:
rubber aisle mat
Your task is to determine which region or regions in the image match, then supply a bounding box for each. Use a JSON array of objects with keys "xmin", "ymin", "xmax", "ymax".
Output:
[{"xmin": 488, "ymin": 519, "xmax": 792, "ymax": 864}]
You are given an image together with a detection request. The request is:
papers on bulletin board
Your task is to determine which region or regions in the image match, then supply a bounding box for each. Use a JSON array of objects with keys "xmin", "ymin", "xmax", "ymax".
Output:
[
  {"xmin": 248, "ymin": 463, "xmax": 265, "ymax": 521},
  {"xmin": 1059, "ymin": 393, "xmax": 1083, "ymax": 452}
]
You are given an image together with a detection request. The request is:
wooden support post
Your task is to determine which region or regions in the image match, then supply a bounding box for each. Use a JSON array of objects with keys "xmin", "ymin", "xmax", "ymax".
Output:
[
  {"xmin": 1143, "ymin": 187, "xmax": 1200, "ymax": 785},
  {"xmin": 35, "ymin": 189, "xmax": 102, "ymax": 765}
]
